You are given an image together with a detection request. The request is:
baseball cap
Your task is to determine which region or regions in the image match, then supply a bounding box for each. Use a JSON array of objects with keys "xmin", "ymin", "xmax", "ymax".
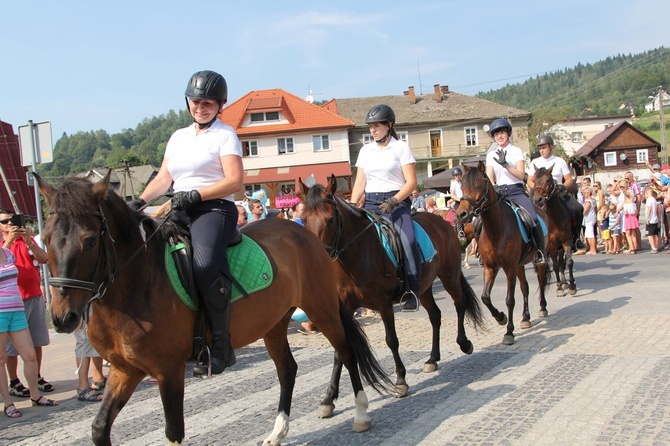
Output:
[{"xmin": 652, "ymin": 163, "xmax": 661, "ymax": 170}]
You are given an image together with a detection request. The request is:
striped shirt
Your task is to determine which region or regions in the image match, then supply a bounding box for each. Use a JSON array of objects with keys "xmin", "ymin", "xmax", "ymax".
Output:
[{"xmin": 0, "ymin": 247, "xmax": 24, "ymax": 313}]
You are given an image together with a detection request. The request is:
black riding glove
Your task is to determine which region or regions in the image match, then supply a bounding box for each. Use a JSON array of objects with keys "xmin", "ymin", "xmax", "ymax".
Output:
[
  {"xmin": 171, "ymin": 190, "xmax": 202, "ymax": 211},
  {"xmin": 379, "ymin": 197, "xmax": 400, "ymax": 214},
  {"xmin": 557, "ymin": 184, "xmax": 566, "ymax": 192},
  {"xmin": 494, "ymin": 148, "xmax": 508, "ymax": 167},
  {"xmin": 128, "ymin": 198, "xmax": 146, "ymax": 211}
]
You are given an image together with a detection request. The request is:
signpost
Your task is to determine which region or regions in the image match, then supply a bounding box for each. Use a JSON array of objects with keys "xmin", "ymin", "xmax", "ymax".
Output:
[{"xmin": 17, "ymin": 120, "xmax": 53, "ymax": 304}]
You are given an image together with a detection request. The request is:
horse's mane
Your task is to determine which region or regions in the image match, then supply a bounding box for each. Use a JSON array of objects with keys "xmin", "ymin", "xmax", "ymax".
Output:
[
  {"xmin": 462, "ymin": 166, "xmax": 486, "ymax": 191},
  {"xmin": 52, "ymin": 177, "xmax": 149, "ymax": 243},
  {"xmin": 304, "ymin": 184, "xmax": 325, "ymax": 212}
]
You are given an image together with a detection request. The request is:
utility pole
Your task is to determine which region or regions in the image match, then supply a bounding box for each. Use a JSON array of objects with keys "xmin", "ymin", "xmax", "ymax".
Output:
[{"xmin": 658, "ymin": 86, "xmax": 667, "ymax": 163}]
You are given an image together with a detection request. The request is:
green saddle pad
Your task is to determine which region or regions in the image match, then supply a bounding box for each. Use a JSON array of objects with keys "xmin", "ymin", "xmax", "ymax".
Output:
[{"xmin": 165, "ymin": 234, "xmax": 274, "ymax": 310}]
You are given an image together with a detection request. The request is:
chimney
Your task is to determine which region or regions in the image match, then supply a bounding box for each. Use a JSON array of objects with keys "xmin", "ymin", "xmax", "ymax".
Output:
[
  {"xmin": 440, "ymin": 85, "xmax": 449, "ymax": 94},
  {"xmin": 404, "ymin": 86, "xmax": 416, "ymax": 104},
  {"xmin": 434, "ymin": 84, "xmax": 442, "ymax": 103}
]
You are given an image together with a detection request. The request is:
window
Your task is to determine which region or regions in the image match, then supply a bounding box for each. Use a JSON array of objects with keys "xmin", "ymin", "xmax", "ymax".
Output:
[
  {"xmin": 363, "ymin": 134, "xmax": 374, "ymax": 144},
  {"xmin": 464, "ymin": 127, "xmax": 478, "ymax": 147},
  {"xmin": 636, "ymin": 149, "xmax": 648, "ymax": 163},
  {"xmin": 250, "ymin": 111, "xmax": 280, "ymax": 122},
  {"xmin": 241, "ymin": 140, "xmax": 259, "ymax": 157},
  {"xmin": 313, "ymin": 135, "xmax": 330, "ymax": 152},
  {"xmin": 278, "ymin": 137, "xmax": 294, "ymax": 154},
  {"xmin": 397, "ymin": 131, "xmax": 408, "ymax": 143},
  {"xmin": 571, "ymin": 132, "xmax": 584, "ymax": 143},
  {"xmin": 604, "ymin": 152, "xmax": 616, "ymax": 167}
]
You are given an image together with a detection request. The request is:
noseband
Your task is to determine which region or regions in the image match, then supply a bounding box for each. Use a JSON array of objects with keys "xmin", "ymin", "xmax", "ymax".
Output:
[
  {"xmin": 534, "ymin": 175, "xmax": 558, "ymax": 205},
  {"xmin": 460, "ymin": 180, "xmax": 500, "ymax": 216}
]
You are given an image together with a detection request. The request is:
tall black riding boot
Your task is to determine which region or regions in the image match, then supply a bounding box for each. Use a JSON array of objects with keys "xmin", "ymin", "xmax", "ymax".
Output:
[
  {"xmin": 531, "ymin": 225, "xmax": 547, "ymax": 265},
  {"xmin": 193, "ymin": 278, "xmax": 236, "ymax": 377}
]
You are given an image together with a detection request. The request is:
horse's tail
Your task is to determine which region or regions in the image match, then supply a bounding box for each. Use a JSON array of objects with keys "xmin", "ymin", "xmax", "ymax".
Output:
[
  {"xmin": 460, "ymin": 272, "xmax": 485, "ymax": 330},
  {"xmin": 533, "ymin": 262, "xmax": 553, "ymax": 293},
  {"xmin": 339, "ymin": 303, "xmax": 394, "ymax": 395}
]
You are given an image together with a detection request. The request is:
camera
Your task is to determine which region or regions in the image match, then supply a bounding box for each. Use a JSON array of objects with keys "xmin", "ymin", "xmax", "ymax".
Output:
[{"xmin": 9, "ymin": 214, "xmax": 26, "ymax": 228}]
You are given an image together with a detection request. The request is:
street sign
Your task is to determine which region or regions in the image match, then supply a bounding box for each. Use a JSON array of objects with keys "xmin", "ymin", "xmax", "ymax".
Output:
[{"xmin": 18, "ymin": 121, "xmax": 53, "ymax": 165}]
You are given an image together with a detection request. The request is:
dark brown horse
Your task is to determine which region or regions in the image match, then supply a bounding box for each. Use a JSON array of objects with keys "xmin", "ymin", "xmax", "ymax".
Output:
[
  {"xmin": 531, "ymin": 166, "xmax": 578, "ymax": 297},
  {"xmin": 36, "ymin": 172, "xmax": 391, "ymax": 446},
  {"xmin": 456, "ymin": 162, "xmax": 550, "ymax": 345},
  {"xmin": 300, "ymin": 175, "xmax": 483, "ymax": 411}
]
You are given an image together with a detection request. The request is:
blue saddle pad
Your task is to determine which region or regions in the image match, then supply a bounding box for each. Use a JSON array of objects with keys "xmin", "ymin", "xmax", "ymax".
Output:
[
  {"xmin": 367, "ymin": 216, "xmax": 436, "ymax": 268},
  {"xmin": 504, "ymin": 201, "xmax": 547, "ymax": 243}
]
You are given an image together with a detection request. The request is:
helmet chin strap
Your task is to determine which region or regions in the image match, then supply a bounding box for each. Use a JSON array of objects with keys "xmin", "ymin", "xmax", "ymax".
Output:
[
  {"xmin": 375, "ymin": 127, "xmax": 392, "ymax": 144},
  {"xmin": 195, "ymin": 116, "xmax": 217, "ymax": 130}
]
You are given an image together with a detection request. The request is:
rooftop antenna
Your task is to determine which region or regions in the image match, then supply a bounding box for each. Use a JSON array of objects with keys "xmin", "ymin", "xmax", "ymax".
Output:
[
  {"xmin": 417, "ymin": 61, "xmax": 423, "ymax": 95},
  {"xmin": 306, "ymin": 86, "xmax": 322, "ymax": 103}
]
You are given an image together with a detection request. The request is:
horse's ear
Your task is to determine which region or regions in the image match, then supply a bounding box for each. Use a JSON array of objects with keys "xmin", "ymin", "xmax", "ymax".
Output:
[
  {"xmin": 461, "ymin": 164, "xmax": 470, "ymax": 174},
  {"xmin": 92, "ymin": 169, "xmax": 113, "ymax": 201},
  {"xmin": 477, "ymin": 161, "xmax": 486, "ymax": 173},
  {"xmin": 533, "ymin": 164, "xmax": 538, "ymax": 173},
  {"xmin": 34, "ymin": 173, "xmax": 56, "ymax": 205},
  {"xmin": 548, "ymin": 163, "xmax": 555, "ymax": 173},
  {"xmin": 298, "ymin": 177, "xmax": 309, "ymax": 195},
  {"xmin": 325, "ymin": 174, "xmax": 337, "ymax": 197}
]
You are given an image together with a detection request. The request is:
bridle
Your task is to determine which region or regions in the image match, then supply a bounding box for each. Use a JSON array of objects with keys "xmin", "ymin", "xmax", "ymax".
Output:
[
  {"xmin": 533, "ymin": 173, "xmax": 559, "ymax": 206},
  {"xmin": 315, "ymin": 195, "xmax": 375, "ymax": 260},
  {"xmin": 459, "ymin": 178, "xmax": 501, "ymax": 216},
  {"xmin": 47, "ymin": 204, "xmax": 171, "ymax": 306}
]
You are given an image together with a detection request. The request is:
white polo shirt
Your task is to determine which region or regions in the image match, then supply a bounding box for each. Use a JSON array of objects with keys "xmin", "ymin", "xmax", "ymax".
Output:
[
  {"xmin": 530, "ymin": 155, "xmax": 571, "ymax": 184},
  {"xmin": 356, "ymin": 137, "xmax": 416, "ymax": 193},
  {"xmin": 486, "ymin": 143, "xmax": 525, "ymax": 185},
  {"xmin": 165, "ymin": 119, "xmax": 242, "ymax": 201}
]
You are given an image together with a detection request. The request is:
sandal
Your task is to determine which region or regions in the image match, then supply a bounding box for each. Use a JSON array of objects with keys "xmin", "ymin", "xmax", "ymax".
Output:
[
  {"xmin": 4, "ymin": 403, "xmax": 21, "ymax": 418},
  {"xmin": 9, "ymin": 381, "xmax": 30, "ymax": 398},
  {"xmin": 31, "ymin": 396, "xmax": 59, "ymax": 407},
  {"xmin": 37, "ymin": 376, "xmax": 54, "ymax": 393},
  {"xmin": 91, "ymin": 377, "xmax": 107, "ymax": 390},
  {"xmin": 77, "ymin": 387, "xmax": 103, "ymax": 402}
]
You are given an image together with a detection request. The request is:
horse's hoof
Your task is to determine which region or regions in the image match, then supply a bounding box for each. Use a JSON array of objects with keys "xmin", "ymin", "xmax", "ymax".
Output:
[
  {"xmin": 502, "ymin": 335, "xmax": 515, "ymax": 345},
  {"xmin": 317, "ymin": 404, "xmax": 335, "ymax": 419},
  {"xmin": 464, "ymin": 263, "xmax": 471, "ymax": 269},
  {"xmin": 556, "ymin": 290, "xmax": 565, "ymax": 297},
  {"xmin": 423, "ymin": 362, "xmax": 438, "ymax": 373},
  {"xmin": 568, "ymin": 288, "xmax": 577, "ymax": 296},
  {"xmin": 497, "ymin": 314, "xmax": 508, "ymax": 326},
  {"xmin": 520, "ymin": 320, "xmax": 532, "ymax": 329},
  {"xmin": 263, "ymin": 440, "xmax": 280, "ymax": 446},
  {"xmin": 539, "ymin": 310, "xmax": 549, "ymax": 318},
  {"xmin": 394, "ymin": 383, "xmax": 409, "ymax": 398},
  {"xmin": 460, "ymin": 340, "xmax": 474, "ymax": 355},
  {"xmin": 353, "ymin": 419, "xmax": 371, "ymax": 433}
]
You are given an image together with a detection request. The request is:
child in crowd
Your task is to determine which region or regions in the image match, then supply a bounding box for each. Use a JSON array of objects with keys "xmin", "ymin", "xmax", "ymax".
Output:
[
  {"xmin": 645, "ymin": 188, "xmax": 660, "ymax": 253},
  {"xmin": 598, "ymin": 203, "xmax": 610, "ymax": 252},
  {"xmin": 607, "ymin": 203, "xmax": 622, "ymax": 254},
  {"xmin": 622, "ymin": 190, "xmax": 639, "ymax": 254}
]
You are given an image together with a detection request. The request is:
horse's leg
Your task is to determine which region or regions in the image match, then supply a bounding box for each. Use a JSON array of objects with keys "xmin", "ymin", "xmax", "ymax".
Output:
[
  {"xmin": 481, "ymin": 266, "xmax": 507, "ymax": 326},
  {"xmin": 91, "ymin": 366, "xmax": 146, "ymax": 446},
  {"xmin": 518, "ymin": 266, "xmax": 532, "ymax": 330},
  {"xmin": 419, "ymin": 288, "xmax": 442, "ymax": 373},
  {"xmin": 552, "ymin": 252, "xmax": 565, "ymax": 297},
  {"xmin": 155, "ymin": 363, "xmax": 188, "ymax": 445},
  {"xmin": 501, "ymin": 267, "xmax": 518, "ymax": 345},
  {"xmin": 463, "ymin": 240, "xmax": 472, "ymax": 269},
  {"xmin": 318, "ymin": 351, "xmax": 342, "ymax": 418},
  {"xmin": 378, "ymin": 305, "xmax": 409, "ymax": 397},
  {"xmin": 262, "ymin": 322, "xmax": 297, "ymax": 446},
  {"xmin": 565, "ymin": 243, "xmax": 577, "ymax": 295},
  {"xmin": 536, "ymin": 260, "xmax": 549, "ymax": 318}
]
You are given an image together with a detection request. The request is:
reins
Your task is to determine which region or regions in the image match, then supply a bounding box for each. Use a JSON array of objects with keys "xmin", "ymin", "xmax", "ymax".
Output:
[
  {"xmin": 48, "ymin": 204, "xmax": 174, "ymax": 309},
  {"xmin": 320, "ymin": 196, "xmax": 375, "ymax": 260},
  {"xmin": 460, "ymin": 179, "xmax": 501, "ymax": 216}
]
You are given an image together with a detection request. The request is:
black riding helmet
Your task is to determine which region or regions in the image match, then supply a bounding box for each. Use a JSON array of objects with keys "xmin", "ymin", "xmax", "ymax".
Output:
[
  {"xmin": 489, "ymin": 118, "xmax": 512, "ymax": 137},
  {"xmin": 185, "ymin": 70, "xmax": 228, "ymax": 128},
  {"xmin": 536, "ymin": 134, "xmax": 554, "ymax": 147},
  {"xmin": 365, "ymin": 104, "xmax": 396, "ymax": 143},
  {"xmin": 452, "ymin": 167, "xmax": 463, "ymax": 176}
]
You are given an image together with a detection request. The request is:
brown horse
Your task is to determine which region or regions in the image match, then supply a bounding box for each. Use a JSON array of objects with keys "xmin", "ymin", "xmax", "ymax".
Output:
[
  {"xmin": 299, "ymin": 175, "xmax": 483, "ymax": 410},
  {"xmin": 531, "ymin": 166, "xmax": 578, "ymax": 297},
  {"xmin": 456, "ymin": 162, "xmax": 550, "ymax": 345},
  {"xmin": 35, "ymin": 172, "xmax": 391, "ymax": 446}
]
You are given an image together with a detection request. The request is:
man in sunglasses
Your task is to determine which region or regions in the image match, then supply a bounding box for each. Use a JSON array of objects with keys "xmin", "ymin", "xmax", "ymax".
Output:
[{"xmin": 0, "ymin": 209, "xmax": 54, "ymax": 397}]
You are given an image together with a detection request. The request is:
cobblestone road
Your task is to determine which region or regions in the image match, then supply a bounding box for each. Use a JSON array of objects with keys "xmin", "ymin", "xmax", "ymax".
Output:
[{"xmin": 1, "ymin": 249, "xmax": 669, "ymax": 445}]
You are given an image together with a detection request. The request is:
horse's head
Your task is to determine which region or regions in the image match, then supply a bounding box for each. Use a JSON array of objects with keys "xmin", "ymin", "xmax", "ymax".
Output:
[
  {"xmin": 531, "ymin": 165, "xmax": 557, "ymax": 207},
  {"xmin": 456, "ymin": 161, "xmax": 494, "ymax": 224},
  {"xmin": 299, "ymin": 175, "xmax": 340, "ymax": 253},
  {"xmin": 36, "ymin": 170, "xmax": 138, "ymax": 333}
]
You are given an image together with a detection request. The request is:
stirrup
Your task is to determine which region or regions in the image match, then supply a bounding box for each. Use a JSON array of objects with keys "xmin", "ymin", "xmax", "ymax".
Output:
[
  {"xmin": 194, "ymin": 346, "xmax": 212, "ymax": 379},
  {"xmin": 399, "ymin": 291, "xmax": 420, "ymax": 312},
  {"xmin": 534, "ymin": 251, "xmax": 547, "ymax": 265}
]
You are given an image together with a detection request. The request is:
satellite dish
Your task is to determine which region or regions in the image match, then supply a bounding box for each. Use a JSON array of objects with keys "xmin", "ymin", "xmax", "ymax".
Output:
[
  {"xmin": 305, "ymin": 174, "xmax": 316, "ymax": 187},
  {"xmin": 483, "ymin": 124, "xmax": 490, "ymax": 133}
]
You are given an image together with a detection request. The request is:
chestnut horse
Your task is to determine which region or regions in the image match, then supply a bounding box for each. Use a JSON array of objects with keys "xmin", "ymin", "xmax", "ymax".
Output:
[
  {"xmin": 36, "ymin": 172, "xmax": 391, "ymax": 446},
  {"xmin": 456, "ymin": 162, "xmax": 551, "ymax": 345},
  {"xmin": 300, "ymin": 175, "xmax": 483, "ymax": 411},
  {"xmin": 531, "ymin": 166, "xmax": 578, "ymax": 297}
]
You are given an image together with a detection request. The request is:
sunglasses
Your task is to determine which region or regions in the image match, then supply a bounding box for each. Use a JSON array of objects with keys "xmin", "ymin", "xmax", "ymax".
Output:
[{"xmin": 0, "ymin": 219, "xmax": 10, "ymax": 224}]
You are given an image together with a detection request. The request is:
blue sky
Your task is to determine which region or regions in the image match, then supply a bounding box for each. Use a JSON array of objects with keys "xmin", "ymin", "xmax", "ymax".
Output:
[{"xmin": 1, "ymin": 0, "xmax": 668, "ymax": 139}]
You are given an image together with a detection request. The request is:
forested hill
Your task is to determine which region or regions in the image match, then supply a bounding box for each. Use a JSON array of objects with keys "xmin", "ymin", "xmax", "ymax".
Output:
[{"xmin": 476, "ymin": 47, "xmax": 670, "ymax": 117}]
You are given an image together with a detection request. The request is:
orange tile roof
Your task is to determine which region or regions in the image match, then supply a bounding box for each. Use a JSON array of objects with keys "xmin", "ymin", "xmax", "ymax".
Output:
[{"xmin": 219, "ymin": 88, "xmax": 354, "ymax": 137}]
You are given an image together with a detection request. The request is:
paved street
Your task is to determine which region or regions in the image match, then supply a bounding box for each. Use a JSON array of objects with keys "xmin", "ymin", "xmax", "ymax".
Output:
[{"xmin": 1, "ymin": 246, "xmax": 669, "ymax": 445}]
